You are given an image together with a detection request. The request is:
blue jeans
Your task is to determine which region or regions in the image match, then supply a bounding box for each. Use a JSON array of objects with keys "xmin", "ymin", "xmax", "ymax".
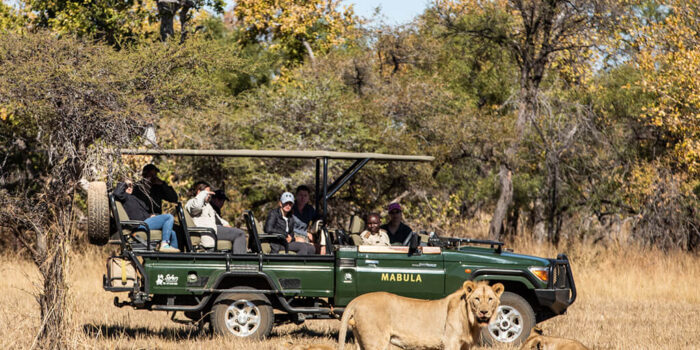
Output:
[{"xmin": 144, "ymin": 214, "xmax": 178, "ymax": 249}]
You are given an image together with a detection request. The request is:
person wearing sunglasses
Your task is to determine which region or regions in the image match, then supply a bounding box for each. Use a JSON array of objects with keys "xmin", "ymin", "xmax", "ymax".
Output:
[{"xmin": 265, "ymin": 192, "xmax": 316, "ymax": 255}]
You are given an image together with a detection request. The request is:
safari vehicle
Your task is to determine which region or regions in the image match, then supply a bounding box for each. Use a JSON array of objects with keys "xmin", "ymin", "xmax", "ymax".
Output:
[{"xmin": 87, "ymin": 149, "xmax": 576, "ymax": 345}]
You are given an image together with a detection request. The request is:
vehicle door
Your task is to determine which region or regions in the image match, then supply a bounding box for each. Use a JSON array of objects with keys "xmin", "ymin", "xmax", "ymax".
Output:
[{"xmin": 355, "ymin": 246, "xmax": 445, "ymax": 299}]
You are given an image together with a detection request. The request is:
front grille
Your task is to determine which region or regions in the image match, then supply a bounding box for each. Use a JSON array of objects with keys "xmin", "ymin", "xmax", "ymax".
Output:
[{"xmin": 552, "ymin": 264, "xmax": 568, "ymax": 289}]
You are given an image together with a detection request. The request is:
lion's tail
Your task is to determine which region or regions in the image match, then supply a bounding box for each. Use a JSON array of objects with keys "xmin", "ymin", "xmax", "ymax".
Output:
[{"xmin": 337, "ymin": 301, "xmax": 356, "ymax": 350}]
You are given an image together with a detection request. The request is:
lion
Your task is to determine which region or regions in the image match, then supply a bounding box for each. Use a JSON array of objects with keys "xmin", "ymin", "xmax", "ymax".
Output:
[
  {"xmin": 338, "ymin": 280, "xmax": 505, "ymax": 350},
  {"xmin": 286, "ymin": 343, "xmax": 335, "ymax": 350},
  {"xmin": 519, "ymin": 327, "xmax": 590, "ymax": 350}
]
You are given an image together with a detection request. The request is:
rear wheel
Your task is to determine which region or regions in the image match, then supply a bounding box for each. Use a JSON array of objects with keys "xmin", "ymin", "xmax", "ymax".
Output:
[
  {"xmin": 211, "ymin": 288, "xmax": 274, "ymax": 340},
  {"xmin": 87, "ymin": 181, "xmax": 109, "ymax": 245},
  {"xmin": 481, "ymin": 291, "xmax": 535, "ymax": 346}
]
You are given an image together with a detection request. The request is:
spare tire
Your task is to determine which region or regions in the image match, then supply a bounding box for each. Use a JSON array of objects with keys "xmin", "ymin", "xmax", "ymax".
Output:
[{"xmin": 87, "ymin": 181, "xmax": 110, "ymax": 246}]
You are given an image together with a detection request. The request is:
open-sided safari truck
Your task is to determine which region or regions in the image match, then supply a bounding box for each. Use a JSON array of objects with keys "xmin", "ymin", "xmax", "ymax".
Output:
[{"xmin": 86, "ymin": 149, "xmax": 576, "ymax": 345}]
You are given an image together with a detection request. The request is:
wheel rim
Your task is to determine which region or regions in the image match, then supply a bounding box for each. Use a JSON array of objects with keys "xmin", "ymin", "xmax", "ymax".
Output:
[
  {"xmin": 223, "ymin": 300, "xmax": 261, "ymax": 337},
  {"xmin": 487, "ymin": 305, "xmax": 523, "ymax": 343}
]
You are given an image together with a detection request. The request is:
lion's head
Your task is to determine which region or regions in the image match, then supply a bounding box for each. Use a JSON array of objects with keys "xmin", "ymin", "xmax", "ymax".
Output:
[{"xmin": 463, "ymin": 281, "xmax": 505, "ymax": 326}]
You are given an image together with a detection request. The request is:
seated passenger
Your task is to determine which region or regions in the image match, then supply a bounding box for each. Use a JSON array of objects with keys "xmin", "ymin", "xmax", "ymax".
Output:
[
  {"xmin": 185, "ymin": 181, "xmax": 247, "ymax": 254},
  {"xmin": 133, "ymin": 163, "xmax": 178, "ymax": 215},
  {"xmin": 360, "ymin": 213, "xmax": 390, "ymax": 246},
  {"xmin": 381, "ymin": 202, "xmax": 413, "ymax": 245},
  {"xmin": 209, "ymin": 189, "xmax": 228, "ymax": 216},
  {"xmin": 265, "ymin": 192, "xmax": 315, "ymax": 255},
  {"xmin": 292, "ymin": 185, "xmax": 325, "ymax": 254},
  {"xmin": 114, "ymin": 181, "xmax": 179, "ymax": 252}
]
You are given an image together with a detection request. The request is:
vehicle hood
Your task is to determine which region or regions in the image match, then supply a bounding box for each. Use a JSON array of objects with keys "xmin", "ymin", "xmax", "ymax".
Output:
[{"xmin": 442, "ymin": 246, "xmax": 550, "ymax": 267}]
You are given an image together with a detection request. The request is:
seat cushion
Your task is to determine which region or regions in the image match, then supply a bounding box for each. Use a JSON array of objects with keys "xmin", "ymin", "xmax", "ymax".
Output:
[
  {"xmin": 350, "ymin": 233, "xmax": 362, "ymax": 246},
  {"xmin": 217, "ymin": 240, "xmax": 232, "ymax": 251},
  {"xmin": 134, "ymin": 230, "xmax": 162, "ymax": 242},
  {"xmin": 346, "ymin": 215, "xmax": 364, "ymax": 234}
]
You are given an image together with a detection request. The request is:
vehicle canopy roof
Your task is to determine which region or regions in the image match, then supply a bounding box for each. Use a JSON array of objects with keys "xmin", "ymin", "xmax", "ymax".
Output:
[{"xmin": 121, "ymin": 149, "xmax": 434, "ymax": 162}]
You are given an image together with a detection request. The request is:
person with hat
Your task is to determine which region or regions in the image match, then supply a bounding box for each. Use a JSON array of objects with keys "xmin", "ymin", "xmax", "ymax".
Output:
[
  {"xmin": 265, "ymin": 192, "xmax": 316, "ymax": 255},
  {"xmin": 381, "ymin": 202, "xmax": 413, "ymax": 245},
  {"xmin": 133, "ymin": 163, "xmax": 178, "ymax": 215},
  {"xmin": 185, "ymin": 181, "xmax": 247, "ymax": 254},
  {"xmin": 209, "ymin": 189, "xmax": 229, "ymax": 217}
]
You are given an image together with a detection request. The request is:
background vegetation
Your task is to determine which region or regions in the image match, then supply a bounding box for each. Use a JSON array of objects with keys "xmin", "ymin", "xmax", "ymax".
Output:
[{"xmin": 1, "ymin": 0, "xmax": 699, "ymax": 348}]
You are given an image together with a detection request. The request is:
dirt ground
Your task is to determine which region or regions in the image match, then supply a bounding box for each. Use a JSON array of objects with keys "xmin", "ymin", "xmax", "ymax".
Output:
[{"xmin": 1, "ymin": 241, "xmax": 699, "ymax": 349}]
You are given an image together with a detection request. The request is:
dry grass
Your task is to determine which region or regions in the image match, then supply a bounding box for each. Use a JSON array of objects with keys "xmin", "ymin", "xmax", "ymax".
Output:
[{"xmin": 1, "ymin": 241, "xmax": 699, "ymax": 350}]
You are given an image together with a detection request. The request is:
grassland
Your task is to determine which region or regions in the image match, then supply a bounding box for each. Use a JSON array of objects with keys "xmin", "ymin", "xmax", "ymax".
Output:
[{"xmin": 1, "ymin": 240, "xmax": 699, "ymax": 349}]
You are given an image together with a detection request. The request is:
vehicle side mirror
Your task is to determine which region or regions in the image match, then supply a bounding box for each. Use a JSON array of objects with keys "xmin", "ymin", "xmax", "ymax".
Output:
[{"xmin": 408, "ymin": 232, "xmax": 420, "ymax": 256}]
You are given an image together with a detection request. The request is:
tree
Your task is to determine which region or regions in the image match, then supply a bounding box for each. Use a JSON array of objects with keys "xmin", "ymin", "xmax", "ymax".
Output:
[
  {"xmin": 233, "ymin": 0, "xmax": 361, "ymax": 64},
  {"xmin": 635, "ymin": 0, "xmax": 700, "ymax": 175},
  {"xmin": 0, "ymin": 32, "xmax": 249, "ymax": 348},
  {"xmin": 24, "ymin": 0, "xmax": 224, "ymax": 46},
  {"xmin": 433, "ymin": 0, "xmax": 622, "ymax": 240},
  {"xmin": 0, "ymin": 1, "xmax": 25, "ymax": 31}
]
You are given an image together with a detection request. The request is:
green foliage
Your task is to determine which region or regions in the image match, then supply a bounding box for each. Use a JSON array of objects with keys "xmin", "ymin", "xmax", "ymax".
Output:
[
  {"xmin": 25, "ymin": 0, "xmax": 224, "ymax": 46},
  {"xmin": 1, "ymin": 0, "xmax": 697, "ymax": 249},
  {"xmin": 0, "ymin": 2, "xmax": 26, "ymax": 31},
  {"xmin": 233, "ymin": 0, "xmax": 361, "ymax": 64}
]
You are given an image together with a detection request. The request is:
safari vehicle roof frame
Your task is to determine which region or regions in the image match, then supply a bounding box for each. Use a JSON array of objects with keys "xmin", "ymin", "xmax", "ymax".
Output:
[{"xmin": 120, "ymin": 148, "xmax": 434, "ymax": 229}]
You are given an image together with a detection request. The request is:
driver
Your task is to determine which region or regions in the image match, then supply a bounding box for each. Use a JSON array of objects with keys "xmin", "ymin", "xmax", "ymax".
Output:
[
  {"xmin": 360, "ymin": 213, "xmax": 390, "ymax": 246},
  {"xmin": 381, "ymin": 203, "xmax": 413, "ymax": 245}
]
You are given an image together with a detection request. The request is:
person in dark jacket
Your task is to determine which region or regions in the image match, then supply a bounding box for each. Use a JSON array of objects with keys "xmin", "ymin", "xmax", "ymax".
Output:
[
  {"xmin": 265, "ymin": 192, "xmax": 315, "ymax": 255},
  {"xmin": 114, "ymin": 181, "xmax": 179, "ymax": 252},
  {"xmin": 292, "ymin": 185, "xmax": 317, "ymax": 242},
  {"xmin": 133, "ymin": 164, "xmax": 178, "ymax": 215},
  {"xmin": 381, "ymin": 202, "xmax": 413, "ymax": 245}
]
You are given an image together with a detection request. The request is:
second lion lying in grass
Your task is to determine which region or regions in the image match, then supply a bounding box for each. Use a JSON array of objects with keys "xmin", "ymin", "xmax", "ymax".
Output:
[
  {"xmin": 519, "ymin": 327, "xmax": 590, "ymax": 350},
  {"xmin": 338, "ymin": 280, "xmax": 504, "ymax": 350}
]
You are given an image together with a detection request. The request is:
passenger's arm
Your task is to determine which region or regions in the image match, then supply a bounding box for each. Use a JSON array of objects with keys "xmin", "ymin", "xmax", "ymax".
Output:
[
  {"xmin": 185, "ymin": 191, "xmax": 208, "ymax": 217},
  {"xmin": 264, "ymin": 211, "xmax": 277, "ymax": 235},
  {"xmin": 154, "ymin": 182, "xmax": 178, "ymax": 203},
  {"xmin": 216, "ymin": 213, "xmax": 230, "ymax": 227},
  {"xmin": 113, "ymin": 182, "xmax": 128, "ymax": 202}
]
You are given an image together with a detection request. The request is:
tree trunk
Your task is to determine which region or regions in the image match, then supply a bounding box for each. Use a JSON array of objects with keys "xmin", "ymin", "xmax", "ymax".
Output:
[
  {"xmin": 38, "ymin": 239, "xmax": 69, "ymax": 349},
  {"xmin": 547, "ymin": 157, "xmax": 559, "ymax": 244},
  {"xmin": 489, "ymin": 164, "xmax": 513, "ymax": 240},
  {"xmin": 489, "ymin": 86, "xmax": 533, "ymax": 241},
  {"xmin": 35, "ymin": 204, "xmax": 72, "ymax": 349}
]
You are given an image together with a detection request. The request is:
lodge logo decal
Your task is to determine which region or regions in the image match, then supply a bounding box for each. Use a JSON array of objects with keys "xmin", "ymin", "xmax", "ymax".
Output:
[
  {"xmin": 381, "ymin": 273, "xmax": 422, "ymax": 283},
  {"xmin": 156, "ymin": 274, "xmax": 178, "ymax": 286}
]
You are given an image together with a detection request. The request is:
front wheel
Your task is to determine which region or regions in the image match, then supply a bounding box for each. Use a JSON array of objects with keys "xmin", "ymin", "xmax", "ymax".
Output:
[
  {"xmin": 481, "ymin": 291, "xmax": 536, "ymax": 346},
  {"xmin": 211, "ymin": 288, "xmax": 274, "ymax": 340}
]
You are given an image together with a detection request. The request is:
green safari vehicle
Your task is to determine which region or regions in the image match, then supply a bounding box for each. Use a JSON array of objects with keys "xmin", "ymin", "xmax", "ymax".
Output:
[{"xmin": 87, "ymin": 149, "xmax": 576, "ymax": 346}]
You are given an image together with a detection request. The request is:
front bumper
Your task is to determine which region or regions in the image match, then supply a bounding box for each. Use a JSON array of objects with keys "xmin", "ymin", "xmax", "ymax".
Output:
[
  {"xmin": 536, "ymin": 253, "xmax": 577, "ymax": 314},
  {"xmin": 534, "ymin": 288, "xmax": 573, "ymax": 314}
]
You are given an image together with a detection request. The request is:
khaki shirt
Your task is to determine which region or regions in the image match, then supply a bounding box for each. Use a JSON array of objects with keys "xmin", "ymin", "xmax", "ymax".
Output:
[{"xmin": 360, "ymin": 229, "xmax": 391, "ymax": 246}]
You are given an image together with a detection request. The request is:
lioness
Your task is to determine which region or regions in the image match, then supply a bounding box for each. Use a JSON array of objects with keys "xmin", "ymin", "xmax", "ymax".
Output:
[
  {"xmin": 338, "ymin": 281, "xmax": 504, "ymax": 350},
  {"xmin": 519, "ymin": 327, "xmax": 590, "ymax": 350}
]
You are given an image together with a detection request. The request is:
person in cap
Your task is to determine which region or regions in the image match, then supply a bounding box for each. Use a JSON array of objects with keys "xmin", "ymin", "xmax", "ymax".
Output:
[
  {"xmin": 185, "ymin": 181, "xmax": 247, "ymax": 254},
  {"xmin": 133, "ymin": 163, "xmax": 178, "ymax": 215},
  {"xmin": 360, "ymin": 213, "xmax": 391, "ymax": 246},
  {"xmin": 209, "ymin": 189, "xmax": 228, "ymax": 217},
  {"xmin": 265, "ymin": 192, "xmax": 316, "ymax": 255},
  {"xmin": 381, "ymin": 202, "xmax": 413, "ymax": 245}
]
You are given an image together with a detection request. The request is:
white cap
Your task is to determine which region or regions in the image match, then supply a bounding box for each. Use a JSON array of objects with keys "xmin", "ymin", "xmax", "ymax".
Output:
[{"xmin": 280, "ymin": 192, "xmax": 295, "ymax": 204}]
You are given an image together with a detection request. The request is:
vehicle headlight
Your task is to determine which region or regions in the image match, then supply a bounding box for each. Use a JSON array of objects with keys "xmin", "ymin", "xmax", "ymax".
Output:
[{"xmin": 529, "ymin": 266, "xmax": 549, "ymax": 283}]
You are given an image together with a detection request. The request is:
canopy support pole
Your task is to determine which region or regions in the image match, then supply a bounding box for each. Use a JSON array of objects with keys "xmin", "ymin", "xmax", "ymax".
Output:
[{"xmin": 325, "ymin": 158, "xmax": 369, "ymax": 202}]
